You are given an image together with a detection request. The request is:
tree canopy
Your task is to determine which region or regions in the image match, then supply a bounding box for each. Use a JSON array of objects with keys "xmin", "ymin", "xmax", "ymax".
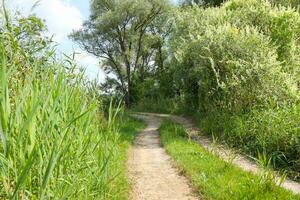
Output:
[{"xmin": 70, "ymin": 0, "xmax": 171, "ymax": 106}]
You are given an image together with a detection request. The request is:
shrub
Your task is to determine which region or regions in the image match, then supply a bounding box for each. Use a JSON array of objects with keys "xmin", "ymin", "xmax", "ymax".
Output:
[{"xmin": 167, "ymin": 0, "xmax": 300, "ymax": 180}]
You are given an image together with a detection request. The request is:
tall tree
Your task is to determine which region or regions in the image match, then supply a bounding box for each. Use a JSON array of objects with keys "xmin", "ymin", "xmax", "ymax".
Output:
[{"xmin": 70, "ymin": 0, "xmax": 170, "ymax": 107}]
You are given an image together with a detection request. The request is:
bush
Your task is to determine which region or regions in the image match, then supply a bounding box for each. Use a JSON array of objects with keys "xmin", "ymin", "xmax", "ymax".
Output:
[
  {"xmin": 171, "ymin": 0, "xmax": 300, "ymax": 112},
  {"xmin": 166, "ymin": 0, "xmax": 300, "ymax": 180}
]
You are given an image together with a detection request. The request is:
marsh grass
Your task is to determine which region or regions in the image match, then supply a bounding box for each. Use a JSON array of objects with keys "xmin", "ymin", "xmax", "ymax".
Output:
[{"xmin": 0, "ymin": 7, "xmax": 144, "ymax": 199}]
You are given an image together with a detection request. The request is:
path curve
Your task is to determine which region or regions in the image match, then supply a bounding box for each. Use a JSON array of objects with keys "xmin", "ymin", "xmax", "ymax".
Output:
[
  {"xmin": 135, "ymin": 112, "xmax": 300, "ymax": 195},
  {"xmin": 128, "ymin": 114, "xmax": 198, "ymax": 200}
]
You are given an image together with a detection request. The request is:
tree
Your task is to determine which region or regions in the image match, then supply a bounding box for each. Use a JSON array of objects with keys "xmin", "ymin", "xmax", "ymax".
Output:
[
  {"xmin": 70, "ymin": 0, "xmax": 171, "ymax": 107},
  {"xmin": 1, "ymin": 11, "xmax": 52, "ymax": 61}
]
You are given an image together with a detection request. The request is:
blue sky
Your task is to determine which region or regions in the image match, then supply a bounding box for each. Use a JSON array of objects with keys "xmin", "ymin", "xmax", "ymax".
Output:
[{"xmin": 8, "ymin": 0, "xmax": 178, "ymax": 82}]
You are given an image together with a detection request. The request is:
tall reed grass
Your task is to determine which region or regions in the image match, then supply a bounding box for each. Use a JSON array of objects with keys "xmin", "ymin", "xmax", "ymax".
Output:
[{"xmin": 0, "ymin": 6, "xmax": 136, "ymax": 199}]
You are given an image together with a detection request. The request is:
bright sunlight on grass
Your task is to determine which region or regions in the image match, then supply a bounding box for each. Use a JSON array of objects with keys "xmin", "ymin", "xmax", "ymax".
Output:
[{"xmin": 159, "ymin": 120, "xmax": 300, "ymax": 200}]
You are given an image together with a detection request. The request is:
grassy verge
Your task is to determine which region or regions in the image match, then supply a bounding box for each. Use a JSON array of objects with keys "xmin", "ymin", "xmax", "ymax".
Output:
[
  {"xmin": 159, "ymin": 120, "xmax": 300, "ymax": 200},
  {"xmin": 107, "ymin": 116, "xmax": 144, "ymax": 200}
]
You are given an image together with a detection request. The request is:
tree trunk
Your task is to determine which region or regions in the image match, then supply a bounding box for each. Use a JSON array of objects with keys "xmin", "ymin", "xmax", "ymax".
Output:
[
  {"xmin": 118, "ymin": 33, "xmax": 133, "ymax": 108},
  {"xmin": 124, "ymin": 91, "xmax": 130, "ymax": 108},
  {"xmin": 125, "ymin": 62, "xmax": 132, "ymax": 108},
  {"xmin": 158, "ymin": 45, "xmax": 164, "ymax": 73}
]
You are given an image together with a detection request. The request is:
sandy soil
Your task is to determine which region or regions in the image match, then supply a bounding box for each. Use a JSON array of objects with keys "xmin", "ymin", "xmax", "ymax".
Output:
[{"xmin": 128, "ymin": 114, "xmax": 198, "ymax": 200}]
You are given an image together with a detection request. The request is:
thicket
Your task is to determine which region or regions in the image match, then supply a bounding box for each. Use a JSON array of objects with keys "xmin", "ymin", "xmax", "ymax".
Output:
[
  {"xmin": 132, "ymin": 0, "xmax": 300, "ymax": 181},
  {"xmin": 0, "ymin": 7, "xmax": 142, "ymax": 199}
]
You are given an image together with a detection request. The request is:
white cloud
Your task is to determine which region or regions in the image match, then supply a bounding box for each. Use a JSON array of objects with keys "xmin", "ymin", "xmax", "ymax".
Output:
[
  {"xmin": 74, "ymin": 50, "xmax": 106, "ymax": 83},
  {"xmin": 8, "ymin": 0, "xmax": 106, "ymax": 83},
  {"xmin": 10, "ymin": 0, "xmax": 83, "ymax": 43}
]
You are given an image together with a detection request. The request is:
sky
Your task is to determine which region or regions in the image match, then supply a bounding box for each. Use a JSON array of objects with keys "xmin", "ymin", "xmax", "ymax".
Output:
[{"xmin": 8, "ymin": 0, "xmax": 178, "ymax": 82}]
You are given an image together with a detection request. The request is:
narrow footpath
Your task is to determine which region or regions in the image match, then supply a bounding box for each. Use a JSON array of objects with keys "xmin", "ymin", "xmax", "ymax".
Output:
[
  {"xmin": 134, "ymin": 112, "xmax": 300, "ymax": 195},
  {"xmin": 128, "ymin": 114, "xmax": 198, "ymax": 200}
]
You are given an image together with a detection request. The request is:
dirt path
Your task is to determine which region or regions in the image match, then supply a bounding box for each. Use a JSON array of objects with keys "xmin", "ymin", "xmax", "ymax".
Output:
[
  {"xmin": 135, "ymin": 112, "xmax": 300, "ymax": 195},
  {"xmin": 128, "ymin": 114, "xmax": 198, "ymax": 200}
]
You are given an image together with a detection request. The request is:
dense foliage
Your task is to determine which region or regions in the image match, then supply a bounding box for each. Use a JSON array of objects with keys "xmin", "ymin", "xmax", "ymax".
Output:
[{"xmin": 130, "ymin": 0, "xmax": 300, "ymax": 181}]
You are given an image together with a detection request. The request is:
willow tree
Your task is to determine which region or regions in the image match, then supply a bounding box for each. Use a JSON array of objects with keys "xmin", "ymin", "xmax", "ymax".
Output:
[{"xmin": 70, "ymin": 0, "xmax": 171, "ymax": 107}]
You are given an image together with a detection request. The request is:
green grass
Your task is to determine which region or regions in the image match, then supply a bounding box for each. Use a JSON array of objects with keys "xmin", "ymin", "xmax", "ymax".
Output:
[
  {"xmin": 106, "ymin": 117, "xmax": 145, "ymax": 200},
  {"xmin": 159, "ymin": 120, "xmax": 300, "ymax": 200}
]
